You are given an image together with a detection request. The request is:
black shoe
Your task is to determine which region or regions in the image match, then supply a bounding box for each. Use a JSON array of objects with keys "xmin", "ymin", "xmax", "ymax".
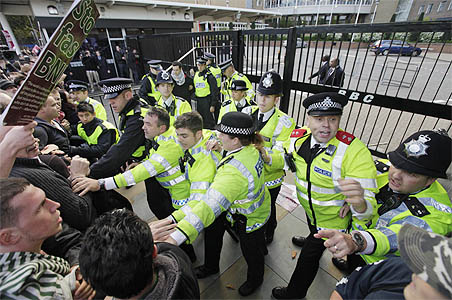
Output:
[
  {"xmin": 332, "ymin": 257, "xmax": 349, "ymax": 272},
  {"xmin": 272, "ymin": 287, "xmax": 299, "ymax": 299},
  {"xmin": 266, "ymin": 232, "xmax": 274, "ymax": 244},
  {"xmin": 194, "ymin": 265, "xmax": 219, "ymax": 279},
  {"xmin": 238, "ymin": 280, "xmax": 262, "ymax": 296},
  {"xmin": 291, "ymin": 236, "xmax": 306, "ymax": 248}
]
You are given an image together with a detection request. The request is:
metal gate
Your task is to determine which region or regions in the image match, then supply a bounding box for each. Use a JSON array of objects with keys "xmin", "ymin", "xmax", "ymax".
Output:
[{"xmin": 127, "ymin": 21, "xmax": 452, "ymax": 158}]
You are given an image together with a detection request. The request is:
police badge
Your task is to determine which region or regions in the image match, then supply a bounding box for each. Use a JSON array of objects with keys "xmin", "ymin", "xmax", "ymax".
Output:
[
  {"xmin": 161, "ymin": 72, "xmax": 170, "ymax": 80},
  {"xmin": 262, "ymin": 73, "xmax": 273, "ymax": 88},
  {"xmin": 404, "ymin": 134, "xmax": 430, "ymax": 158}
]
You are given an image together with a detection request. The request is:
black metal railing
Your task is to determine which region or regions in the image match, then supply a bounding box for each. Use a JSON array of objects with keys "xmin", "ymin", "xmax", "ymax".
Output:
[{"xmin": 126, "ymin": 21, "xmax": 452, "ymax": 158}]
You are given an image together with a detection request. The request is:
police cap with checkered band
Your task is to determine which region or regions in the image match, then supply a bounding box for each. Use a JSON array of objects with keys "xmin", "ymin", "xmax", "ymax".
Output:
[
  {"xmin": 218, "ymin": 59, "xmax": 233, "ymax": 71},
  {"xmin": 67, "ymin": 80, "xmax": 88, "ymax": 92},
  {"xmin": 147, "ymin": 60, "xmax": 162, "ymax": 70},
  {"xmin": 388, "ymin": 129, "xmax": 452, "ymax": 179},
  {"xmin": 215, "ymin": 111, "xmax": 257, "ymax": 136},
  {"xmin": 303, "ymin": 92, "xmax": 348, "ymax": 116},
  {"xmin": 230, "ymin": 80, "xmax": 248, "ymax": 91},
  {"xmin": 203, "ymin": 52, "xmax": 216, "ymax": 60},
  {"xmin": 100, "ymin": 78, "xmax": 133, "ymax": 100},
  {"xmin": 257, "ymin": 70, "xmax": 282, "ymax": 96},
  {"xmin": 196, "ymin": 57, "xmax": 207, "ymax": 65},
  {"xmin": 156, "ymin": 71, "xmax": 174, "ymax": 85}
]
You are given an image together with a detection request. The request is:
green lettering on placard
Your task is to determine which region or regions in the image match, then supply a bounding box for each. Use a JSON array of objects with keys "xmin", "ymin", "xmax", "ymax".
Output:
[{"xmin": 34, "ymin": 51, "xmax": 56, "ymax": 78}]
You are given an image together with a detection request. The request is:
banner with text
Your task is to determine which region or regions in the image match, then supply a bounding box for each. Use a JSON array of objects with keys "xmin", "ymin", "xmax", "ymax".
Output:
[{"xmin": 0, "ymin": 0, "xmax": 99, "ymax": 126}]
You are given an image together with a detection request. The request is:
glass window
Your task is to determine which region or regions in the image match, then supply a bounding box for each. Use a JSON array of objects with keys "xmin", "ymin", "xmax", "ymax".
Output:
[
  {"xmin": 438, "ymin": 1, "xmax": 446, "ymax": 11},
  {"xmin": 426, "ymin": 3, "xmax": 433, "ymax": 14},
  {"xmin": 449, "ymin": 0, "xmax": 452, "ymax": 10},
  {"xmin": 418, "ymin": 4, "xmax": 425, "ymax": 15}
]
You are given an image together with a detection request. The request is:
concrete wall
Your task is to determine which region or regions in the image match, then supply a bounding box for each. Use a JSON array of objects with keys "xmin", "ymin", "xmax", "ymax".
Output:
[{"xmin": 407, "ymin": 0, "xmax": 452, "ymax": 21}]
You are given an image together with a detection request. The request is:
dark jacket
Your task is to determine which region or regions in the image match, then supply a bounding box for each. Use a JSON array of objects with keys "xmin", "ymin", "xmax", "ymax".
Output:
[
  {"xmin": 142, "ymin": 242, "xmax": 200, "ymax": 300},
  {"xmin": 335, "ymin": 257, "xmax": 411, "ymax": 300},
  {"xmin": 139, "ymin": 73, "xmax": 158, "ymax": 106},
  {"xmin": 172, "ymin": 74, "xmax": 194, "ymax": 104},
  {"xmin": 34, "ymin": 117, "xmax": 71, "ymax": 153},
  {"xmin": 114, "ymin": 49, "xmax": 126, "ymax": 65},
  {"xmin": 10, "ymin": 157, "xmax": 96, "ymax": 231},
  {"xmin": 41, "ymin": 223, "xmax": 82, "ymax": 266},
  {"xmin": 310, "ymin": 61, "xmax": 329, "ymax": 82},
  {"xmin": 322, "ymin": 66, "xmax": 345, "ymax": 87},
  {"xmin": 70, "ymin": 117, "xmax": 116, "ymax": 159},
  {"xmin": 96, "ymin": 54, "xmax": 110, "ymax": 79},
  {"xmin": 82, "ymin": 55, "xmax": 99, "ymax": 71},
  {"xmin": 89, "ymin": 96, "xmax": 147, "ymax": 179}
]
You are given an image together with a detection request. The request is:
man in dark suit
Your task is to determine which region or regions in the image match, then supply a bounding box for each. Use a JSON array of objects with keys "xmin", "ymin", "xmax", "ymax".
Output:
[
  {"xmin": 322, "ymin": 57, "xmax": 345, "ymax": 87},
  {"xmin": 309, "ymin": 55, "xmax": 329, "ymax": 83}
]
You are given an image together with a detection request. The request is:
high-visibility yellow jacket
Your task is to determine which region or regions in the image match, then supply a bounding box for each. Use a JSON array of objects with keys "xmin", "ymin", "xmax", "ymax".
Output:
[
  {"xmin": 174, "ymin": 145, "xmax": 271, "ymax": 243},
  {"xmin": 242, "ymin": 106, "xmax": 296, "ymax": 189},
  {"xmin": 104, "ymin": 127, "xmax": 190, "ymax": 209},
  {"xmin": 172, "ymin": 130, "xmax": 221, "ymax": 222},
  {"xmin": 156, "ymin": 94, "xmax": 192, "ymax": 126},
  {"xmin": 358, "ymin": 159, "xmax": 452, "ymax": 264},
  {"xmin": 272, "ymin": 127, "xmax": 378, "ymax": 232}
]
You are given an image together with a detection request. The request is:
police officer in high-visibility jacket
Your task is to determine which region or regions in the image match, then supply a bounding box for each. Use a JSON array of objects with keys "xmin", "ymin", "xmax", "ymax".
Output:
[
  {"xmin": 172, "ymin": 111, "xmax": 221, "ymax": 223},
  {"xmin": 89, "ymin": 78, "xmax": 148, "ymax": 179},
  {"xmin": 217, "ymin": 79, "xmax": 253, "ymax": 123},
  {"xmin": 242, "ymin": 71, "xmax": 296, "ymax": 244},
  {"xmin": 193, "ymin": 57, "xmax": 218, "ymax": 129},
  {"xmin": 316, "ymin": 130, "xmax": 452, "ymax": 273},
  {"xmin": 167, "ymin": 112, "xmax": 271, "ymax": 297},
  {"xmin": 155, "ymin": 71, "xmax": 191, "ymax": 126},
  {"xmin": 204, "ymin": 52, "xmax": 222, "ymax": 121},
  {"xmin": 139, "ymin": 59, "xmax": 162, "ymax": 106},
  {"xmin": 204, "ymin": 52, "xmax": 221, "ymax": 88},
  {"xmin": 68, "ymin": 80, "xmax": 107, "ymax": 121},
  {"xmin": 271, "ymin": 92, "xmax": 378, "ymax": 299},
  {"xmin": 219, "ymin": 59, "xmax": 254, "ymax": 104},
  {"xmin": 69, "ymin": 102, "xmax": 119, "ymax": 160}
]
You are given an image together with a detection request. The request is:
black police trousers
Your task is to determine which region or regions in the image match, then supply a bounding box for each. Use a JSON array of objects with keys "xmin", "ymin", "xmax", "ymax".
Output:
[
  {"xmin": 204, "ymin": 212, "xmax": 266, "ymax": 285},
  {"xmin": 266, "ymin": 185, "xmax": 281, "ymax": 237},
  {"xmin": 195, "ymin": 96, "xmax": 216, "ymax": 129},
  {"xmin": 286, "ymin": 217, "xmax": 326, "ymax": 298}
]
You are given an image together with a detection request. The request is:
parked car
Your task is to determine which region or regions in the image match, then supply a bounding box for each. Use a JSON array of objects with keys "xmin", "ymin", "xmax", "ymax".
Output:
[
  {"xmin": 370, "ymin": 40, "xmax": 422, "ymax": 56},
  {"xmin": 283, "ymin": 38, "xmax": 308, "ymax": 48}
]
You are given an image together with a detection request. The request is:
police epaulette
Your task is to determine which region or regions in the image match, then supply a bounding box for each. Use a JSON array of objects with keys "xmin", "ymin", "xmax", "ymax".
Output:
[
  {"xmin": 374, "ymin": 160, "xmax": 390, "ymax": 173},
  {"xmin": 336, "ymin": 130, "xmax": 355, "ymax": 145},
  {"xmin": 175, "ymin": 96, "xmax": 188, "ymax": 102},
  {"xmin": 222, "ymin": 100, "xmax": 232, "ymax": 107},
  {"xmin": 290, "ymin": 128, "xmax": 307, "ymax": 138}
]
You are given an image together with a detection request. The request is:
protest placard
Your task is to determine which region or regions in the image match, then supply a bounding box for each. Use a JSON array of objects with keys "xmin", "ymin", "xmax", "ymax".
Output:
[{"xmin": 0, "ymin": 0, "xmax": 99, "ymax": 126}]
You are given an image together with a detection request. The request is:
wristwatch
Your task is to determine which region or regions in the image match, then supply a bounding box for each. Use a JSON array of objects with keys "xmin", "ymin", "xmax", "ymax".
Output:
[
  {"xmin": 98, "ymin": 179, "xmax": 106, "ymax": 191},
  {"xmin": 351, "ymin": 231, "xmax": 365, "ymax": 253}
]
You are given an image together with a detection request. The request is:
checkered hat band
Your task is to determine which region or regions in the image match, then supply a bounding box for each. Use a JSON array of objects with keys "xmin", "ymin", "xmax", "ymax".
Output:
[
  {"xmin": 307, "ymin": 101, "xmax": 342, "ymax": 112},
  {"xmin": 220, "ymin": 124, "xmax": 253, "ymax": 135},
  {"xmin": 102, "ymin": 84, "xmax": 132, "ymax": 94},
  {"xmin": 69, "ymin": 83, "xmax": 86, "ymax": 90}
]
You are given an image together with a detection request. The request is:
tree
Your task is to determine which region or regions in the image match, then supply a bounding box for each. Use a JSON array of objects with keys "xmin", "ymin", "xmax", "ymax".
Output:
[{"xmin": 5, "ymin": 15, "xmax": 37, "ymax": 46}]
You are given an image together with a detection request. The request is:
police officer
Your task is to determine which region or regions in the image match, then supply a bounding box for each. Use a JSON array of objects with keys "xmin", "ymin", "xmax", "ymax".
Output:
[
  {"xmin": 172, "ymin": 111, "xmax": 221, "ymax": 222},
  {"xmin": 193, "ymin": 57, "xmax": 218, "ymax": 129},
  {"xmin": 204, "ymin": 52, "xmax": 222, "ymax": 121},
  {"xmin": 219, "ymin": 59, "xmax": 254, "ymax": 104},
  {"xmin": 155, "ymin": 71, "xmax": 191, "ymax": 126},
  {"xmin": 271, "ymin": 92, "xmax": 378, "ymax": 299},
  {"xmin": 139, "ymin": 59, "xmax": 162, "ymax": 106},
  {"xmin": 167, "ymin": 112, "xmax": 271, "ymax": 297},
  {"xmin": 89, "ymin": 78, "xmax": 148, "ymax": 179},
  {"xmin": 203, "ymin": 52, "xmax": 221, "ymax": 88},
  {"xmin": 315, "ymin": 129, "xmax": 452, "ymax": 271},
  {"xmin": 69, "ymin": 102, "xmax": 119, "ymax": 160},
  {"xmin": 67, "ymin": 80, "xmax": 107, "ymax": 121},
  {"xmin": 242, "ymin": 71, "xmax": 296, "ymax": 244},
  {"xmin": 217, "ymin": 79, "xmax": 253, "ymax": 123}
]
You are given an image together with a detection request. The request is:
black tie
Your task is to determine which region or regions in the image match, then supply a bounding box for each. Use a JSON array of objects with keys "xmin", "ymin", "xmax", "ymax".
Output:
[
  {"xmin": 310, "ymin": 144, "xmax": 321, "ymax": 160},
  {"xmin": 257, "ymin": 114, "xmax": 265, "ymax": 131}
]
